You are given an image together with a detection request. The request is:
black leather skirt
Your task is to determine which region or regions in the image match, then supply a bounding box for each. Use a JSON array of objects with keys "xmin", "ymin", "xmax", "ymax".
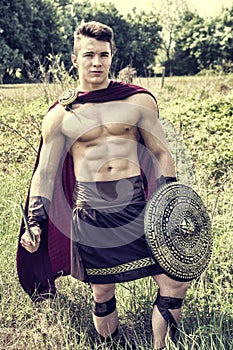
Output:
[{"xmin": 71, "ymin": 175, "xmax": 164, "ymax": 283}]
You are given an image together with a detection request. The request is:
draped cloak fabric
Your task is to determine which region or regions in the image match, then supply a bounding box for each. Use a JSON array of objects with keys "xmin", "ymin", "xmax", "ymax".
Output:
[{"xmin": 16, "ymin": 80, "xmax": 159, "ymax": 301}]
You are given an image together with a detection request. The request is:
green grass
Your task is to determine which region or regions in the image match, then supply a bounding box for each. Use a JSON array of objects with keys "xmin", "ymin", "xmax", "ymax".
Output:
[{"xmin": 0, "ymin": 75, "xmax": 232, "ymax": 349}]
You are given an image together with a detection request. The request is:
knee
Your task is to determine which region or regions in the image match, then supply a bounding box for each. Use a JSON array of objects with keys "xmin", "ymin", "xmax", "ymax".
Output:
[
  {"xmin": 178, "ymin": 281, "xmax": 190, "ymax": 295},
  {"xmin": 158, "ymin": 279, "xmax": 189, "ymax": 299},
  {"xmin": 91, "ymin": 283, "xmax": 115, "ymax": 303},
  {"xmin": 165, "ymin": 281, "xmax": 190, "ymax": 299}
]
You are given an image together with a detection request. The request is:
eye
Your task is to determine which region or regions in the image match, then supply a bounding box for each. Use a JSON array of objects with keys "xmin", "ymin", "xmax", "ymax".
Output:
[
  {"xmin": 101, "ymin": 53, "xmax": 110, "ymax": 57},
  {"xmin": 84, "ymin": 53, "xmax": 93, "ymax": 57}
]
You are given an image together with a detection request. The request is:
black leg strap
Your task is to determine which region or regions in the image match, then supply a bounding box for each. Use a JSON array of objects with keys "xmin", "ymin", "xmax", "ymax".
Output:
[
  {"xmin": 92, "ymin": 295, "xmax": 116, "ymax": 317},
  {"xmin": 154, "ymin": 289, "xmax": 183, "ymax": 339}
]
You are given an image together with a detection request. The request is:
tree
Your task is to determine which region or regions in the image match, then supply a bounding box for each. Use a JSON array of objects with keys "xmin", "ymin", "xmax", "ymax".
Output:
[
  {"xmin": 126, "ymin": 10, "xmax": 162, "ymax": 76},
  {"xmin": 50, "ymin": 0, "xmax": 77, "ymax": 74},
  {"xmin": 171, "ymin": 5, "xmax": 233, "ymax": 75},
  {"xmin": 0, "ymin": 0, "xmax": 162, "ymax": 81},
  {"xmin": 215, "ymin": 5, "xmax": 233, "ymax": 72},
  {"xmin": 22, "ymin": 0, "xmax": 62, "ymax": 80},
  {"xmin": 172, "ymin": 10, "xmax": 219, "ymax": 75},
  {"xmin": 70, "ymin": 1, "xmax": 162, "ymax": 76},
  {"xmin": 154, "ymin": 0, "xmax": 188, "ymax": 75},
  {"xmin": 0, "ymin": 0, "xmax": 32, "ymax": 81},
  {"xmin": 0, "ymin": 0, "xmax": 61, "ymax": 82}
]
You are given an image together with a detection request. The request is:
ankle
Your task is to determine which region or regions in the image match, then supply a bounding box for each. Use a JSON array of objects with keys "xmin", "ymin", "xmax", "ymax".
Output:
[{"xmin": 98, "ymin": 327, "xmax": 119, "ymax": 343}]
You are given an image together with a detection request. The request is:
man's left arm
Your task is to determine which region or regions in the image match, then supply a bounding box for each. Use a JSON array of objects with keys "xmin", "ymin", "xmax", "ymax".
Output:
[{"xmin": 137, "ymin": 94, "xmax": 177, "ymax": 184}]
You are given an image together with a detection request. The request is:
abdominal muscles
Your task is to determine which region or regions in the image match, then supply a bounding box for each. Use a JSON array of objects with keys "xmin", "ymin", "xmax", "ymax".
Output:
[{"xmin": 71, "ymin": 133, "xmax": 141, "ymax": 182}]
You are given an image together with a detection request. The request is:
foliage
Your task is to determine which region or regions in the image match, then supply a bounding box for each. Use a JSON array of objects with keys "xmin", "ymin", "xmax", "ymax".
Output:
[
  {"xmin": 0, "ymin": 0, "xmax": 61, "ymax": 82},
  {"xmin": 171, "ymin": 98, "xmax": 232, "ymax": 182},
  {"xmin": 126, "ymin": 10, "xmax": 162, "ymax": 77},
  {"xmin": 171, "ymin": 11, "xmax": 209, "ymax": 75},
  {"xmin": 154, "ymin": 0, "xmax": 188, "ymax": 76},
  {"xmin": 1, "ymin": 0, "xmax": 233, "ymax": 80},
  {"xmin": 0, "ymin": 0, "xmax": 162, "ymax": 81},
  {"xmin": 214, "ymin": 5, "xmax": 233, "ymax": 72},
  {"xmin": 171, "ymin": 6, "xmax": 233, "ymax": 75},
  {"xmin": 52, "ymin": 0, "xmax": 162, "ymax": 76},
  {"xmin": 0, "ymin": 75, "xmax": 232, "ymax": 349}
]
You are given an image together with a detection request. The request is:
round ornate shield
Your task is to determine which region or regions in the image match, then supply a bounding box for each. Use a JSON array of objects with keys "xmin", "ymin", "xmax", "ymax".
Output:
[{"xmin": 144, "ymin": 182, "xmax": 212, "ymax": 280}]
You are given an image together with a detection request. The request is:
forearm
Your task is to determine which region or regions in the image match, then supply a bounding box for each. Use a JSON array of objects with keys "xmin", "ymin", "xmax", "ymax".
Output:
[
  {"xmin": 29, "ymin": 124, "xmax": 66, "ymax": 201},
  {"xmin": 27, "ymin": 195, "xmax": 50, "ymax": 229},
  {"xmin": 21, "ymin": 162, "xmax": 56, "ymax": 253},
  {"xmin": 29, "ymin": 171, "xmax": 55, "ymax": 202},
  {"xmin": 20, "ymin": 195, "xmax": 50, "ymax": 253},
  {"xmin": 139, "ymin": 115, "xmax": 176, "ymax": 178},
  {"xmin": 152, "ymin": 148, "xmax": 178, "ymax": 190},
  {"xmin": 155, "ymin": 149, "xmax": 176, "ymax": 177},
  {"xmin": 21, "ymin": 105, "xmax": 65, "ymax": 252}
]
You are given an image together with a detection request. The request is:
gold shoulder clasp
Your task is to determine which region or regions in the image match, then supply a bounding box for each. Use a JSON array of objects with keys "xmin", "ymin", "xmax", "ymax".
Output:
[{"xmin": 58, "ymin": 88, "xmax": 79, "ymax": 106}]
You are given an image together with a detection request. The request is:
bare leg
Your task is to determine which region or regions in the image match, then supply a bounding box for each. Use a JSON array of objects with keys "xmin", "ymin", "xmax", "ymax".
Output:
[
  {"xmin": 152, "ymin": 274, "xmax": 189, "ymax": 349},
  {"xmin": 91, "ymin": 283, "xmax": 118, "ymax": 339}
]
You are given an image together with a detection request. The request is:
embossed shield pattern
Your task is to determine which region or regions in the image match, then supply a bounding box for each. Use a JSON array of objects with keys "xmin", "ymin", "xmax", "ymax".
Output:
[{"xmin": 144, "ymin": 183, "xmax": 212, "ymax": 280}]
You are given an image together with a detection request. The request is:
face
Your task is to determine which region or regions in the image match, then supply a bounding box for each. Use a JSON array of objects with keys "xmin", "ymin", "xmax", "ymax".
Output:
[{"xmin": 72, "ymin": 36, "xmax": 112, "ymax": 91}]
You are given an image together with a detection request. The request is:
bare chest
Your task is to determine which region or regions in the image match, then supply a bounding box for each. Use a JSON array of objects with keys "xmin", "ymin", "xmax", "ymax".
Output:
[{"xmin": 62, "ymin": 101, "xmax": 141, "ymax": 142}]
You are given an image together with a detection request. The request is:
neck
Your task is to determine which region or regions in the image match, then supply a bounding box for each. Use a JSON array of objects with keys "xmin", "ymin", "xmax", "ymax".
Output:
[{"xmin": 79, "ymin": 79, "xmax": 111, "ymax": 92}]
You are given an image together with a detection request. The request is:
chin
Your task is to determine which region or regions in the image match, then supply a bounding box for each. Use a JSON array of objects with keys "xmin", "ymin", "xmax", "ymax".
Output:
[{"xmin": 90, "ymin": 77, "xmax": 108, "ymax": 85}]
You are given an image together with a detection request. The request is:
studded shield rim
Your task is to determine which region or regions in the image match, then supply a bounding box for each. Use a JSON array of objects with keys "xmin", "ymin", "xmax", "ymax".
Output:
[{"xmin": 144, "ymin": 182, "xmax": 212, "ymax": 280}]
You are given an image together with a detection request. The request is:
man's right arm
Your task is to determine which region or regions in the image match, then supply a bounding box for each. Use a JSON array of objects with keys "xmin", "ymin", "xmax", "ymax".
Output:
[
  {"xmin": 21, "ymin": 105, "xmax": 66, "ymax": 253},
  {"xmin": 30, "ymin": 106, "xmax": 66, "ymax": 200}
]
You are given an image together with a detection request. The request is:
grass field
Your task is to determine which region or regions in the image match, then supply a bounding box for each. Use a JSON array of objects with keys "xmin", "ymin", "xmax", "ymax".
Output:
[{"xmin": 0, "ymin": 75, "xmax": 232, "ymax": 349}]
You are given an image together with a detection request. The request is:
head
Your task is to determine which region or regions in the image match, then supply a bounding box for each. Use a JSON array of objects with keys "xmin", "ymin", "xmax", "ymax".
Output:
[
  {"xmin": 72, "ymin": 21, "xmax": 116, "ymax": 91},
  {"xmin": 73, "ymin": 21, "xmax": 116, "ymax": 57}
]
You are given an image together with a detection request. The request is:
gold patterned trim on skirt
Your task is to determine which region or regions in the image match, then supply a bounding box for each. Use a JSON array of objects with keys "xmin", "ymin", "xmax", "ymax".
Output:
[{"xmin": 86, "ymin": 257, "xmax": 155, "ymax": 276}]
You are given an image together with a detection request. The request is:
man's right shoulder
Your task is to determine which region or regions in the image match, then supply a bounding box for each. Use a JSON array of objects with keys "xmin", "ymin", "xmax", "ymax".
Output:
[
  {"xmin": 42, "ymin": 103, "xmax": 66, "ymax": 136},
  {"xmin": 45, "ymin": 102, "xmax": 66, "ymax": 120}
]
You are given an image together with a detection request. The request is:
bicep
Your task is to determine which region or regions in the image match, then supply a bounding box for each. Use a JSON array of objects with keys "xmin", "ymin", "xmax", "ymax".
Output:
[
  {"xmin": 30, "ymin": 107, "xmax": 66, "ymax": 198},
  {"xmin": 136, "ymin": 94, "xmax": 175, "ymax": 176},
  {"xmin": 138, "ymin": 101, "xmax": 169, "ymax": 155},
  {"xmin": 38, "ymin": 132, "xmax": 66, "ymax": 174},
  {"xmin": 39, "ymin": 107, "xmax": 66, "ymax": 172}
]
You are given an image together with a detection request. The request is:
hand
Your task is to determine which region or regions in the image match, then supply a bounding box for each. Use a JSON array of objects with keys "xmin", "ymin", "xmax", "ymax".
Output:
[
  {"xmin": 20, "ymin": 226, "xmax": 41, "ymax": 253},
  {"xmin": 156, "ymin": 175, "xmax": 177, "ymax": 190}
]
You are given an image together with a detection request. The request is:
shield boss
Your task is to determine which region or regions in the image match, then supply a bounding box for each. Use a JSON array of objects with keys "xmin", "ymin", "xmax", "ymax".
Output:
[{"xmin": 144, "ymin": 183, "xmax": 212, "ymax": 280}]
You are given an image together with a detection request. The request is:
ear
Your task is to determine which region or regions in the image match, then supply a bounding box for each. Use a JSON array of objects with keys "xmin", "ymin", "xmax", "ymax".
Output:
[{"xmin": 71, "ymin": 54, "xmax": 78, "ymax": 68}]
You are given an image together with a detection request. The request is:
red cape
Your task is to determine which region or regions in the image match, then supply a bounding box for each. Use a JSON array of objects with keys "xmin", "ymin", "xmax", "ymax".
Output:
[{"xmin": 16, "ymin": 80, "xmax": 157, "ymax": 300}]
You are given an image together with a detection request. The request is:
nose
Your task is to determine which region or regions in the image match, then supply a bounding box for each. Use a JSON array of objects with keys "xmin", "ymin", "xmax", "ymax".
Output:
[{"xmin": 93, "ymin": 55, "xmax": 102, "ymax": 67}]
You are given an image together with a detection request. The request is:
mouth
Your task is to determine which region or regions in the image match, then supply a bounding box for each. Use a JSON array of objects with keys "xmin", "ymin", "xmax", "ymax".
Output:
[{"xmin": 90, "ymin": 71, "xmax": 103, "ymax": 75}]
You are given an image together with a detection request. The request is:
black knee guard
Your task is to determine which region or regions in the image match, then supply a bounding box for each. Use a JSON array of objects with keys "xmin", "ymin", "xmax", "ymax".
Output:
[
  {"xmin": 154, "ymin": 289, "xmax": 184, "ymax": 339},
  {"xmin": 92, "ymin": 295, "xmax": 116, "ymax": 317}
]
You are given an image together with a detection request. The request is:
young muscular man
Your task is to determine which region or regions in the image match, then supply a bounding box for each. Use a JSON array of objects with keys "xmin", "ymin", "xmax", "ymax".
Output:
[{"xmin": 20, "ymin": 21, "xmax": 189, "ymax": 349}]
